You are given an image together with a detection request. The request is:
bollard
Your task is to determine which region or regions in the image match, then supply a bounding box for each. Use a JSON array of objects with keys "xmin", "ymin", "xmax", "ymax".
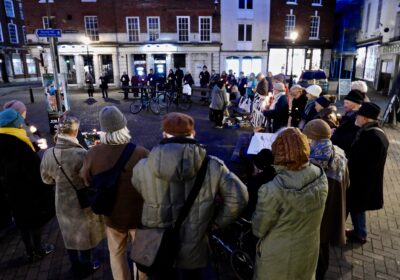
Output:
[{"xmin": 29, "ymin": 87, "xmax": 34, "ymax": 103}]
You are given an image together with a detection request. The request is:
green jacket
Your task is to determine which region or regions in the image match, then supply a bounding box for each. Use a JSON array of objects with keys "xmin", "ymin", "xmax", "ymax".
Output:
[
  {"xmin": 252, "ymin": 163, "xmax": 328, "ymax": 280},
  {"xmin": 131, "ymin": 137, "xmax": 248, "ymax": 269}
]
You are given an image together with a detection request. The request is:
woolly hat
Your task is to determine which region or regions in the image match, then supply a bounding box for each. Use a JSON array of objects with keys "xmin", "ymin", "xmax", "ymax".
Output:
[
  {"xmin": 0, "ymin": 108, "xmax": 24, "ymax": 128},
  {"xmin": 290, "ymin": 84, "xmax": 304, "ymax": 92},
  {"xmin": 305, "ymin": 85, "xmax": 322, "ymax": 98},
  {"xmin": 254, "ymin": 149, "xmax": 274, "ymax": 171},
  {"xmin": 344, "ymin": 90, "xmax": 363, "ymax": 104},
  {"xmin": 273, "ymin": 82, "xmax": 285, "ymax": 92},
  {"xmin": 162, "ymin": 112, "xmax": 194, "ymax": 137},
  {"xmin": 303, "ymin": 119, "xmax": 332, "ymax": 140},
  {"xmin": 3, "ymin": 100, "xmax": 27, "ymax": 116},
  {"xmin": 272, "ymin": 128, "xmax": 310, "ymax": 171},
  {"xmin": 351, "ymin": 81, "xmax": 368, "ymax": 94},
  {"xmin": 273, "ymin": 73, "xmax": 285, "ymax": 83},
  {"xmin": 315, "ymin": 96, "xmax": 331, "ymax": 109},
  {"xmin": 99, "ymin": 106, "xmax": 127, "ymax": 133},
  {"xmin": 356, "ymin": 102, "xmax": 381, "ymax": 120}
]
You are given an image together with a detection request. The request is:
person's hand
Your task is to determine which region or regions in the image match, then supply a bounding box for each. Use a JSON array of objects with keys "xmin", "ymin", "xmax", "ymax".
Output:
[{"xmin": 37, "ymin": 138, "xmax": 48, "ymax": 150}]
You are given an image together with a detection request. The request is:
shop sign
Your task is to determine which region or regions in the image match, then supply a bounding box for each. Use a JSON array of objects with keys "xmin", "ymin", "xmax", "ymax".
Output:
[{"xmin": 380, "ymin": 43, "xmax": 400, "ymax": 55}]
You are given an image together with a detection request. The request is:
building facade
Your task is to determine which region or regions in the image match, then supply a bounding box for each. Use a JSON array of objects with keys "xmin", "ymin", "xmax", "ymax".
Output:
[
  {"xmin": 25, "ymin": 0, "xmax": 220, "ymax": 88},
  {"xmin": 220, "ymin": 0, "xmax": 270, "ymax": 76},
  {"xmin": 267, "ymin": 0, "xmax": 335, "ymax": 78},
  {"xmin": 0, "ymin": 0, "xmax": 39, "ymax": 83}
]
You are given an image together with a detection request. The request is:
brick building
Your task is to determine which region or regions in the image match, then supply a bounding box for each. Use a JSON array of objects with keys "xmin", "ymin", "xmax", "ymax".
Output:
[
  {"xmin": 0, "ymin": 0, "xmax": 39, "ymax": 83},
  {"xmin": 267, "ymin": 0, "xmax": 335, "ymax": 78},
  {"xmin": 25, "ymin": 0, "xmax": 220, "ymax": 88}
]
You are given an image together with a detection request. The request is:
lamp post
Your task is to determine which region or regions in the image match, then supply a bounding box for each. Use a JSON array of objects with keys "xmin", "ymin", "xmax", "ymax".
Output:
[{"xmin": 289, "ymin": 31, "xmax": 298, "ymax": 88}]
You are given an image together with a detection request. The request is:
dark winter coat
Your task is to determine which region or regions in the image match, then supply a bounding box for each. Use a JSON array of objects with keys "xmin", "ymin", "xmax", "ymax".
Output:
[
  {"xmin": 175, "ymin": 69, "xmax": 184, "ymax": 86},
  {"xmin": 331, "ymin": 111, "xmax": 359, "ymax": 157},
  {"xmin": 264, "ymin": 94, "xmax": 289, "ymax": 133},
  {"xmin": 184, "ymin": 74, "xmax": 194, "ymax": 87},
  {"xmin": 199, "ymin": 71, "xmax": 210, "ymax": 86},
  {"xmin": 290, "ymin": 93, "xmax": 308, "ymax": 127},
  {"xmin": 120, "ymin": 74, "xmax": 130, "ymax": 86},
  {"xmin": 99, "ymin": 76, "xmax": 109, "ymax": 89},
  {"xmin": 347, "ymin": 122, "xmax": 389, "ymax": 212},
  {"xmin": 0, "ymin": 134, "xmax": 55, "ymax": 230}
]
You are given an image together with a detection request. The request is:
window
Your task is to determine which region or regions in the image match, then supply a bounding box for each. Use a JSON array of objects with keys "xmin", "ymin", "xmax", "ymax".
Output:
[
  {"xmin": 42, "ymin": 16, "xmax": 56, "ymax": 29},
  {"xmin": 126, "ymin": 17, "xmax": 140, "ymax": 42},
  {"xmin": 376, "ymin": 0, "xmax": 382, "ymax": 30},
  {"xmin": 147, "ymin": 17, "xmax": 160, "ymax": 41},
  {"xmin": 285, "ymin": 10, "xmax": 296, "ymax": 38},
  {"xmin": 4, "ymin": 0, "xmax": 15, "ymax": 18},
  {"xmin": 84, "ymin": 16, "xmax": 99, "ymax": 41},
  {"xmin": 12, "ymin": 54, "xmax": 23, "ymax": 75},
  {"xmin": 238, "ymin": 24, "xmax": 252, "ymax": 41},
  {"xmin": 312, "ymin": 0, "xmax": 322, "ymax": 5},
  {"xmin": 199, "ymin": 16, "xmax": 211, "ymax": 42},
  {"xmin": 101, "ymin": 55, "xmax": 114, "ymax": 83},
  {"xmin": 22, "ymin": 25, "xmax": 27, "ymax": 44},
  {"xmin": 0, "ymin": 23, "xmax": 3, "ymax": 42},
  {"xmin": 63, "ymin": 56, "xmax": 77, "ymax": 84},
  {"xmin": 226, "ymin": 56, "xmax": 240, "ymax": 76},
  {"xmin": 177, "ymin": 16, "xmax": 190, "ymax": 42},
  {"xmin": 286, "ymin": 0, "xmax": 297, "ymax": 4},
  {"xmin": 365, "ymin": 3, "xmax": 371, "ymax": 33},
  {"xmin": 26, "ymin": 55, "xmax": 37, "ymax": 75},
  {"xmin": 239, "ymin": 0, "xmax": 253, "ymax": 9},
  {"xmin": 364, "ymin": 45, "xmax": 378, "ymax": 81},
  {"xmin": 310, "ymin": 14, "xmax": 320, "ymax": 39},
  {"xmin": 8, "ymin": 23, "xmax": 18, "ymax": 44},
  {"xmin": 18, "ymin": 2, "xmax": 23, "ymax": 20}
]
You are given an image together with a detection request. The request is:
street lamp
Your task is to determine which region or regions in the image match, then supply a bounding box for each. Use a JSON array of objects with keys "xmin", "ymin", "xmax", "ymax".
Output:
[{"xmin": 289, "ymin": 31, "xmax": 298, "ymax": 88}]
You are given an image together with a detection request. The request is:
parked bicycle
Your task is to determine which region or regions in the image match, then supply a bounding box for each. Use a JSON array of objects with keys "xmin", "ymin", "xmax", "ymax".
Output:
[
  {"xmin": 129, "ymin": 92, "xmax": 162, "ymax": 115},
  {"xmin": 157, "ymin": 84, "xmax": 192, "ymax": 112}
]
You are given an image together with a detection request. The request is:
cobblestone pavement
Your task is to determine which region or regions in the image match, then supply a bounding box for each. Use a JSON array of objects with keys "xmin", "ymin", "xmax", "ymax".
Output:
[{"xmin": 0, "ymin": 86, "xmax": 399, "ymax": 279}]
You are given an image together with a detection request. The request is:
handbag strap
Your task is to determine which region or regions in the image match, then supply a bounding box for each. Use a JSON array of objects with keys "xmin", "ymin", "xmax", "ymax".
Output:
[
  {"xmin": 174, "ymin": 155, "xmax": 210, "ymax": 230},
  {"xmin": 111, "ymin": 143, "xmax": 136, "ymax": 173},
  {"xmin": 52, "ymin": 148, "xmax": 79, "ymax": 192}
]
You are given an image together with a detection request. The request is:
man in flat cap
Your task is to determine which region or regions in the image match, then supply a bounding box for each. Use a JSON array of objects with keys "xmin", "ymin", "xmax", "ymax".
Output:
[
  {"xmin": 346, "ymin": 102, "xmax": 389, "ymax": 244},
  {"xmin": 131, "ymin": 112, "xmax": 248, "ymax": 279}
]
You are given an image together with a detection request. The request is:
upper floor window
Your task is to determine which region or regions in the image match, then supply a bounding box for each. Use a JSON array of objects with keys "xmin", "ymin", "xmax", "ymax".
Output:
[
  {"xmin": 147, "ymin": 17, "xmax": 160, "ymax": 42},
  {"xmin": 18, "ymin": 2, "xmax": 23, "ymax": 20},
  {"xmin": 0, "ymin": 23, "xmax": 4, "ymax": 42},
  {"xmin": 238, "ymin": 24, "xmax": 252, "ymax": 42},
  {"xmin": 42, "ymin": 16, "xmax": 55, "ymax": 29},
  {"xmin": 312, "ymin": 0, "xmax": 322, "ymax": 6},
  {"xmin": 84, "ymin": 16, "xmax": 99, "ymax": 41},
  {"xmin": 177, "ymin": 16, "xmax": 190, "ymax": 42},
  {"xmin": 8, "ymin": 23, "xmax": 18, "ymax": 44},
  {"xmin": 4, "ymin": 0, "xmax": 15, "ymax": 18},
  {"xmin": 286, "ymin": 0, "xmax": 297, "ymax": 4},
  {"xmin": 310, "ymin": 14, "xmax": 320, "ymax": 39},
  {"xmin": 239, "ymin": 0, "xmax": 253, "ymax": 9},
  {"xmin": 199, "ymin": 16, "xmax": 211, "ymax": 42},
  {"xmin": 126, "ymin": 17, "xmax": 140, "ymax": 42},
  {"xmin": 285, "ymin": 10, "xmax": 296, "ymax": 38}
]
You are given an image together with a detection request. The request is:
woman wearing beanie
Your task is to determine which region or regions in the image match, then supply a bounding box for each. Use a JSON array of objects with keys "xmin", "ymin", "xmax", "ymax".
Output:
[
  {"xmin": 209, "ymin": 80, "xmax": 229, "ymax": 128},
  {"xmin": 303, "ymin": 120, "xmax": 349, "ymax": 280},
  {"xmin": 314, "ymin": 96, "xmax": 332, "ymax": 113},
  {"xmin": 0, "ymin": 109, "xmax": 55, "ymax": 262},
  {"xmin": 81, "ymin": 106, "xmax": 149, "ymax": 280},
  {"xmin": 40, "ymin": 114, "xmax": 104, "ymax": 278},
  {"xmin": 252, "ymin": 128, "xmax": 328, "ymax": 280},
  {"xmin": 298, "ymin": 84, "xmax": 323, "ymax": 129}
]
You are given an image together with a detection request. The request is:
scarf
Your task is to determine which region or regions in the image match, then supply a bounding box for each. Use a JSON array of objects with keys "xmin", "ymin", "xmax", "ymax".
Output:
[
  {"xmin": 309, "ymin": 139, "xmax": 333, "ymax": 170},
  {"xmin": 0, "ymin": 127, "xmax": 35, "ymax": 151}
]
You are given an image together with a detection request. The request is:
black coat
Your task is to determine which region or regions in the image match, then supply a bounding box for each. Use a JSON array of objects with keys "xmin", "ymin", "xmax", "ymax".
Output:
[
  {"xmin": 264, "ymin": 94, "xmax": 289, "ymax": 133},
  {"xmin": 347, "ymin": 122, "xmax": 389, "ymax": 212},
  {"xmin": 120, "ymin": 74, "xmax": 130, "ymax": 86},
  {"xmin": 199, "ymin": 71, "xmax": 210, "ymax": 86},
  {"xmin": 290, "ymin": 93, "xmax": 308, "ymax": 127},
  {"xmin": 331, "ymin": 111, "xmax": 359, "ymax": 157},
  {"xmin": 0, "ymin": 134, "xmax": 55, "ymax": 230}
]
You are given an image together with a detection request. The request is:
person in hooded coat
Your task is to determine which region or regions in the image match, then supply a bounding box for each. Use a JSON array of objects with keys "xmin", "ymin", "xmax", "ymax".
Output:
[{"xmin": 209, "ymin": 80, "xmax": 229, "ymax": 128}]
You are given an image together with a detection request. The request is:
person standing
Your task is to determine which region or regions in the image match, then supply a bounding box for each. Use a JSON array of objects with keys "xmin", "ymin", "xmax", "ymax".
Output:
[
  {"xmin": 227, "ymin": 69, "xmax": 237, "ymax": 93},
  {"xmin": 289, "ymin": 85, "xmax": 307, "ymax": 127},
  {"xmin": 199, "ymin": 65, "xmax": 210, "ymax": 102},
  {"xmin": 183, "ymin": 71, "xmax": 194, "ymax": 87},
  {"xmin": 209, "ymin": 80, "xmax": 229, "ymax": 128},
  {"xmin": 263, "ymin": 82, "xmax": 289, "ymax": 133},
  {"xmin": 167, "ymin": 69, "xmax": 176, "ymax": 91},
  {"xmin": 237, "ymin": 72, "xmax": 247, "ymax": 97},
  {"xmin": 298, "ymin": 84, "xmax": 322, "ymax": 129},
  {"xmin": 131, "ymin": 112, "xmax": 248, "ymax": 280},
  {"xmin": 85, "ymin": 72, "xmax": 95, "ymax": 98},
  {"xmin": 99, "ymin": 73, "xmax": 109, "ymax": 99},
  {"xmin": 0, "ymin": 109, "xmax": 55, "ymax": 262},
  {"xmin": 252, "ymin": 128, "xmax": 328, "ymax": 280},
  {"xmin": 175, "ymin": 67, "xmax": 184, "ymax": 89},
  {"xmin": 40, "ymin": 114, "xmax": 104, "ymax": 278},
  {"xmin": 209, "ymin": 69, "xmax": 220, "ymax": 90},
  {"xmin": 346, "ymin": 102, "xmax": 389, "ymax": 244},
  {"xmin": 120, "ymin": 72, "xmax": 130, "ymax": 100},
  {"xmin": 81, "ymin": 106, "xmax": 149, "ymax": 280},
  {"xmin": 246, "ymin": 73, "xmax": 257, "ymax": 99},
  {"xmin": 147, "ymin": 69, "xmax": 156, "ymax": 88}
]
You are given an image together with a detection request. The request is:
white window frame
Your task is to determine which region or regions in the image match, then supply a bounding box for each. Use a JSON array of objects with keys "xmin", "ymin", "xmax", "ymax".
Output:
[
  {"xmin": 147, "ymin": 16, "xmax": 160, "ymax": 42},
  {"xmin": 18, "ymin": 2, "xmax": 23, "ymax": 20},
  {"xmin": 238, "ymin": 0, "xmax": 253, "ymax": 10},
  {"xmin": 42, "ymin": 16, "xmax": 55, "ymax": 29},
  {"xmin": 284, "ymin": 9, "xmax": 296, "ymax": 39},
  {"xmin": 309, "ymin": 11, "xmax": 320, "ymax": 39},
  {"xmin": 199, "ymin": 16, "xmax": 212, "ymax": 42},
  {"xmin": 84, "ymin": 15, "xmax": 99, "ymax": 41},
  {"xmin": 4, "ymin": 0, "xmax": 15, "ymax": 18},
  {"xmin": 311, "ymin": 0, "xmax": 322, "ymax": 6},
  {"xmin": 8, "ymin": 23, "xmax": 18, "ymax": 44},
  {"xmin": 177, "ymin": 16, "xmax": 190, "ymax": 42},
  {"xmin": 0, "ymin": 23, "xmax": 4, "ymax": 42},
  {"xmin": 238, "ymin": 23, "xmax": 252, "ymax": 42},
  {"xmin": 126, "ymin": 17, "xmax": 140, "ymax": 42},
  {"xmin": 286, "ymin": 0, "xmax": 297, "ymax": 5}
]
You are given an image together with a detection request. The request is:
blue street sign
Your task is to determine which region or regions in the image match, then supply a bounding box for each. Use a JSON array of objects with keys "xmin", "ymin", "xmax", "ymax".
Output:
[{"xmin": 36, "ymin": 29, "xmax": 62, "ymax": 38}]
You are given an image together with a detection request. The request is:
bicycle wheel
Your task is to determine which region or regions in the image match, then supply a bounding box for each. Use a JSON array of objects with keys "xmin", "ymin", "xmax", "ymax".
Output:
[
  {"xmin": 150, "ymin": 98, "xmax": 161, "ymax": 115},
  {"xmin": 230, "ymin": 249, "xmax": 254, "ymax": 280},
  {"xmin": 178, "ymin": 94, "xmax": 192, "ymax": 111},
  {"xmin": 130, "ymin": 99, "xmax": 143, "ymax": 114},
  {"xmin": 157, "ymin": 93, "xmax": 169, "ymax": 113}
]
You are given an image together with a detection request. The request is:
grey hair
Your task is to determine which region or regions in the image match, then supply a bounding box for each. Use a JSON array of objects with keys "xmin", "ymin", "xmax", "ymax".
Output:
[
  {"xmin": 256, "ymin": 72, "xmax": 265, "ymax": 79},
  {"xmin": 100, "ymin": 127, "xmax": 131, "ymax": 145},
  {"xmin": 57, "ymin": 114, "xmax": 80, "ymax": 135}
]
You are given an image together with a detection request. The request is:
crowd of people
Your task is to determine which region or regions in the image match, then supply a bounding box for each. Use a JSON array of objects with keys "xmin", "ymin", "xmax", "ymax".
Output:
[{"xmin": 0, "ymin": 67, "xmax": 390, "ymax": 280}]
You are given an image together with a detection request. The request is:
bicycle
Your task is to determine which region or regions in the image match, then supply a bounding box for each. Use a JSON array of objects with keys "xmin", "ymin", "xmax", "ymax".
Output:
[
  {"xmin": 157, "ymin": 84, "xmax": 192, "ymax": 112},
  {"xmin": 129, "ymin": 92, "xmax": 162, "ymax": 115}
]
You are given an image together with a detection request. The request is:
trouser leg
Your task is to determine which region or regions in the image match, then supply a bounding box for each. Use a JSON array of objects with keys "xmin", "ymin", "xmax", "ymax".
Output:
[
  {"xmin": 316, "ymin": 242, "xmax": 329, "ymax": 280},
  {"xmin": 350, "ymin": 211, "xmax": 367, "ymax": 238},
  {"xmin": 106, "ymin": 226, "xmax": 131, "ymax": 280}
]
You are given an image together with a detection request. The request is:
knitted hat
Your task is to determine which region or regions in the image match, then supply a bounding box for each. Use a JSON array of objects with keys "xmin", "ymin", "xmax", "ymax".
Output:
[
  {"xmin": 303, "ymin": 119, "xmax": 332, "ymax": 140},
  {"xmin": 315, "ymin": 96, "xmax": 331, "ymax": 109},
  {"xmin": 0, "ymin": 108, "xmax": 24, "ymax": 128},
  {"xmin": 3, "ymin": 100, "xmax": 27, "ymax": 116},
  {"xmin": 344, "ymin": 90, "xmax": 363, "ymax": 104},
  {"xmin": 162, "ymin": 112, "xmax": 194, "ymax": 137},
  {"xmin": 273, "ymin": 82, "xmax": 285, "ymax": 92},
  {"xmin": 351, "ymin": 81, "xmax": 368, "ymax": 94},
  {"xmin": 273, "ymin": 73, "xmax": 285, "ymax": 83},
  {"xmin": 99, "ymin": 106, "xmax": 127, "ymax": 133},
  {"xmin": 254, "ymin": 149, "xmax": 274, "ymax": 171},
  {"xmin": 290, "ymin": 84, "xmax": 304, "ymax": 92},
  {"xmin": 356, "ymin": 102, "xmax": 381, "ymax": 120},
  {"xmin": 272, "ymin": 128, "xmax": 310, "ymax": 171},
  {"xmin": 305, "ymin": 85, "xmax": 322, "ymax": 98}
]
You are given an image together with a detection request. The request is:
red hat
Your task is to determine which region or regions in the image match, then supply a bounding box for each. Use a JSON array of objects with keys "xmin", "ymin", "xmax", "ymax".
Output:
[{"xmin": 162, "ymin": 112, "xmax": 195, "ymax": 136}]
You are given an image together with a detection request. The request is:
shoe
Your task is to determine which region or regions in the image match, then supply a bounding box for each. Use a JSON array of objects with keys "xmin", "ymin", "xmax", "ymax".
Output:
[
  {"xmin": 34, "ymin": 244, "xmax": 55, "ymax": 259},
  {"xmin": 76, "ymin": 261, "xmax": 101, "ymax": 278},
  {"xmin": 346, "ymin": 230, "xmax": 367, "ymax": 244}
]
